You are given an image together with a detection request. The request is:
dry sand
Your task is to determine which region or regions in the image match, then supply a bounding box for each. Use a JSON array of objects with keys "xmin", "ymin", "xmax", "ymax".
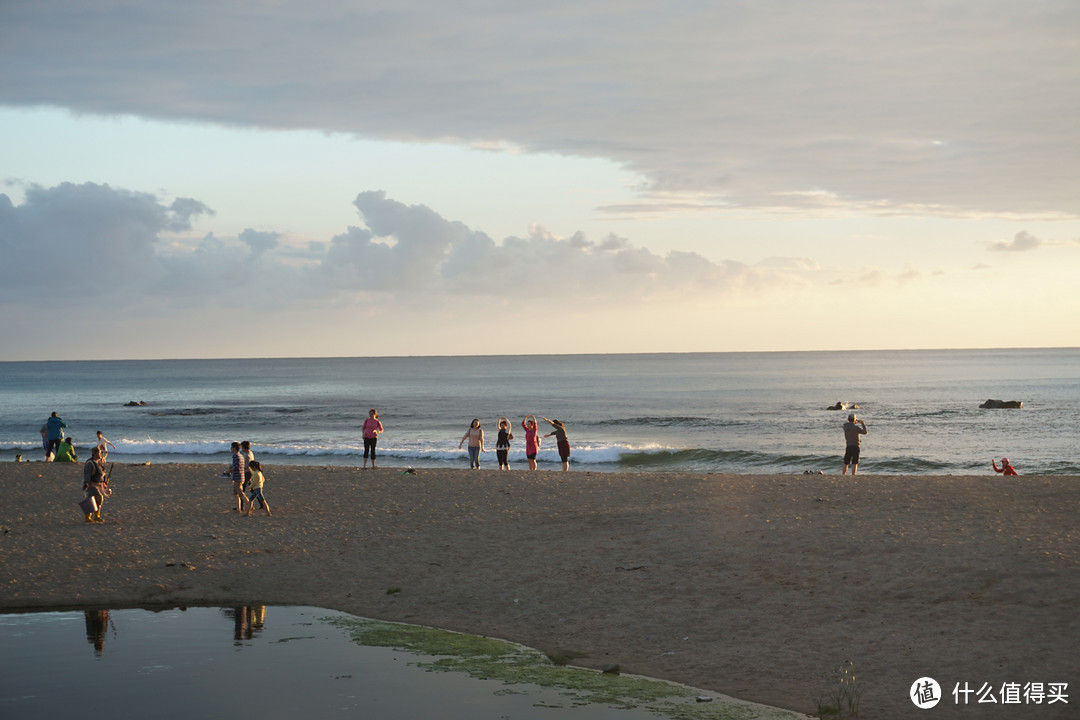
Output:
[{"xmin": 1, "ymin": 462, "xmax": 1077, "ymax": 719}]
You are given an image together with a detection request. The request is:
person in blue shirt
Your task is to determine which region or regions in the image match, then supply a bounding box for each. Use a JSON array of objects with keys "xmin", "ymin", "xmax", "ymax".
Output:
[{"xmin": 45, "ymin": 412, "xmax": 67, "ymax": 460}]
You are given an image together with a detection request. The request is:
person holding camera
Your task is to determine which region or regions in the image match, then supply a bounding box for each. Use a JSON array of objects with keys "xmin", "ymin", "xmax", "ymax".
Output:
[{"xmin": 842, "ymin": 413, "xmax": 868, "ymax": 475}]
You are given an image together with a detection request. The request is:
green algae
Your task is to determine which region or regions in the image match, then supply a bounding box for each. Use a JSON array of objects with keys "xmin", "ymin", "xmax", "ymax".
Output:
[{"xmin": 323, "ymin": 616, "xmax": 808, "ymax": 720}]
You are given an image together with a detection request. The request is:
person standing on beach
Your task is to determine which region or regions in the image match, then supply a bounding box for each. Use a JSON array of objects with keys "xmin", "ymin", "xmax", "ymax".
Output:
[
  {"xmin": 459, "ymin": 419, "xmax": 485, "ymax": 469},
  {"xmin": 245, "ymin": 461, "xmax": 272, "ymax": 516},
  {"xmin": 522, "ymin": 415, "xmax": 542, "ymax": 470},
  {"xmin": 362, "ymin": 409, "xmax": 384, "ymax": 469},
  {"xmin": 45, "ymin": 411, "xmax": 67, "ymax": 460},
  {"xmin": 495, "ymin": 418, "xmax": 514, "ymax": 470},
  {"xmin": 96, "ymin": 431, "xmax": 117, "ymax": 461},
  {"xmin": 542, "ymin": 417, "xmax": 571, "ymax": 471},
  {"xmin": 229, "ymin": 442, "xmax": 248, "ymax": 513},
  {"xmin": 842, "ymin": 413, "xmax": 868, "ymax": 475},
  {"xmin": 241, "ymin": 441, "xmax": 264, "ymax": 508},
  {"xmin": 82, "ymin": 446, "xmax": 108, "ymax": 523}
]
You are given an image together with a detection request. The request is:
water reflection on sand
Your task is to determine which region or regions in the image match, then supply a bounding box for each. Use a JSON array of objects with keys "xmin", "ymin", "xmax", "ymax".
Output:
[{"xmin": 1, "ymin": 606, "xmax": 791, "ymax": 720}]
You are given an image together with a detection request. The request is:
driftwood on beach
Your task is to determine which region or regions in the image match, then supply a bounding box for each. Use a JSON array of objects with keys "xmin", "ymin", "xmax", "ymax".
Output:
[{"xmin": 1, "ymin": 462, "xmax": 1076, "ymax": 720}]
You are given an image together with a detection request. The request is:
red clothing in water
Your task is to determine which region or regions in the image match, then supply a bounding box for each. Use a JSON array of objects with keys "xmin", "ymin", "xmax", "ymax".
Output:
[{"xmin": 992, "ymin": 460, "xmax": 1018, "ymax": 476}]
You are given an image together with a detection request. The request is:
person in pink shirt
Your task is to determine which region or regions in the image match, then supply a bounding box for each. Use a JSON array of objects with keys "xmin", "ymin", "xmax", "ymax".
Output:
[
  {"xmin": 362, "ymin": 409, "xmax": 384, "ymax": 469},
  {"xmin": 521, "ymin": 415, "xmax": 541, "ymax": 470}
]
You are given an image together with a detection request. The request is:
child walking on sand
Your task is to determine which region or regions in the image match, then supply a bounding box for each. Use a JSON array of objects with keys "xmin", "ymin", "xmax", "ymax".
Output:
[
  {"xmin": 495, "ymin": 417, "xmax": 514, "ymax": 470},
  {"xmin": 245, "ymin": 461, "xmax": 272, "ymax": 516}
]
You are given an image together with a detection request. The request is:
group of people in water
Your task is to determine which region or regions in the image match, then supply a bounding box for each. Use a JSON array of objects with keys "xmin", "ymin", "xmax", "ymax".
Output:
[
  {"xmin": 458, "ymin": 415, "xmax": 570, "ymax": 471},
  {"xmin": 359, "ymin": 408, "xmax": 572, "ymax": 472},
  {"xmin": 43, "ymin": 403, "xmax": 1024, "ymax": 524}
]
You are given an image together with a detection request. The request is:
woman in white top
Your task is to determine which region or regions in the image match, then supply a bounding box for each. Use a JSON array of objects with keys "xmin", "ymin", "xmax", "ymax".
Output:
[{"xmin": 458, "ymin": 419, "xmax": 485, "ymax": 469}]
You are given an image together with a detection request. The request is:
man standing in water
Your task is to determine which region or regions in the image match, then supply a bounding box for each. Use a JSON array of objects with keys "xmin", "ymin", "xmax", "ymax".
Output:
[{"xmin": 842, "ymin": 413, "xmax": 868, "ymax": 475}]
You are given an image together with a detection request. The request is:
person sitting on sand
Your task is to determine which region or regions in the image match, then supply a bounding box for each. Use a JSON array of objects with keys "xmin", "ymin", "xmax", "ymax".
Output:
[
  {"xmin": 54, "ymin": 437, "xmax": 78, "ymax": 463},
  {"xmin": 245, "ymin": 461, "xmax": 272, "ymax": 516},
  {"xmin": 542, "ymin": 417, "xmax": 571, "ymax": 472},
  {"xmin": 992, "ymin": 457, "xmax": 1018, "ymax": 476}
]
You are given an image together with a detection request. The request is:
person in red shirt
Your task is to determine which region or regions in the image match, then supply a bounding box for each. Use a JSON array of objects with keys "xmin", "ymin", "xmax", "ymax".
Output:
[{"xmin": 992, "ymin": 457, "xmax": 1018, "ymax": 476}]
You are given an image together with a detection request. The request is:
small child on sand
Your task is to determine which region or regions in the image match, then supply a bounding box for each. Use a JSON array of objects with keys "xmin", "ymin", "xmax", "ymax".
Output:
[
  {"xmin": 96, "ymin": 431, "xmax": 117, "ymax": 461},
  {"xmin": 245, "ymin": 461, "xmax": 272, "ymax": 516}
]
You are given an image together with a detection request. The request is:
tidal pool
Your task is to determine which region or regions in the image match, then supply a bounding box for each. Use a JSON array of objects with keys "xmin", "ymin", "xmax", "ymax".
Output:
[{"xmin": 0, "ymin": 606, "xmax": 803, "ymax": 719}]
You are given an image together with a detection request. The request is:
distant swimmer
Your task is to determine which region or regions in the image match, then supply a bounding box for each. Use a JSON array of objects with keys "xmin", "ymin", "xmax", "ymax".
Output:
[{"xmin": 992, "ymin": 457, "xmax": 1018, "ymax": 476}]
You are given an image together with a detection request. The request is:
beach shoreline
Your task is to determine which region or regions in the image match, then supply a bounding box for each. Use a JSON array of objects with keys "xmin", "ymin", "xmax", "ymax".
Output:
[{"xmin": 2, "ymin": 462, "xmax": 1076, "ymax": 718}]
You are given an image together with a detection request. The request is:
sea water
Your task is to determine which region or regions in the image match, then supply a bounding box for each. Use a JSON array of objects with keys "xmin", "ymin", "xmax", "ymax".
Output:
[{"xmin": 1, "ymin": 349, "xmax": 1077, "ymax": 475}]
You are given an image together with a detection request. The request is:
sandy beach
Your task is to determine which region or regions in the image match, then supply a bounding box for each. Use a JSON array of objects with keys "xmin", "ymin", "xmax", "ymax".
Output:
[{"xmin": 1, "ymin": 462, "xmax": 1077, "ymax": 718}]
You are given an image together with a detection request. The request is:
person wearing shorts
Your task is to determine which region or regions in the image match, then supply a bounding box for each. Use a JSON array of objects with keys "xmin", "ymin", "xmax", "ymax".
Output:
[
  {"xmin": 842, "ymin": 413, "xmax": 868, "ymax": 475},
  {"xmin": 362, "ymin": 409, "xmax": 384, "ymax": 469},
  {"xmin": 245, "ymin": 461, "xmax": 272, "ymax": 516}
]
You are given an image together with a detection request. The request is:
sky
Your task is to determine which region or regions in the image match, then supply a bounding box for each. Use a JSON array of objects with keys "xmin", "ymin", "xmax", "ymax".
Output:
[{"xmin": 1, "ymin": 0, "xmax": 1078, "ymax": 360}]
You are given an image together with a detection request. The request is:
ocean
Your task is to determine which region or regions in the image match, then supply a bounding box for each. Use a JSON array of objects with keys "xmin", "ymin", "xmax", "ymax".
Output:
[{"xmin": 1, "ymin": 348, "xmax": 1077, "ymax": 475}]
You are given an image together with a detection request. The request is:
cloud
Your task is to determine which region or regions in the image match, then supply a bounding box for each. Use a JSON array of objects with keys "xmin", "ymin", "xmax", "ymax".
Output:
[
  {"xmin": 0, "ymin": 182, "xmax": 209, "ymax": 301},
  {"xmin": 0, "ymin": 182, "xmax": 812, "ymax": 314},
  {"xmin": 989, "ymin": 230, "xmax": 1042, "ymax": 252},
  {"xmin": 321, "ymin": 191, "xmax": 788, "ymax": 301},
  {"xmin": 239, "ymin": 228, "xmax": 280, "ymax": 257},
  {"xmin": 2, "ymin": 1, "xmax": 1077, "ymax": 218}
]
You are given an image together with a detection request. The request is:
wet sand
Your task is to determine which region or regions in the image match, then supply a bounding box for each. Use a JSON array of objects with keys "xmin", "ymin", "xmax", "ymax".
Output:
[{"xmin": 1, "ymin": 462, "xmax": 1077, "ymax": 718}]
